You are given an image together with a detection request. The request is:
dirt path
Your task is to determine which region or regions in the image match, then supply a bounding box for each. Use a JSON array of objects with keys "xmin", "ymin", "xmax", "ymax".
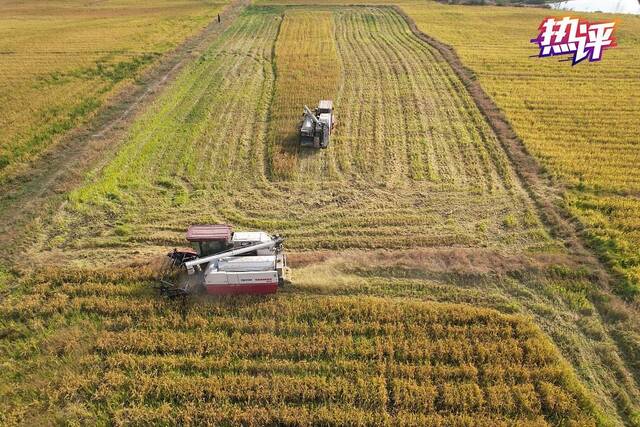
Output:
[{"xmin": 0, "ymin": 0, "xmax": 248, "ymax": 264}]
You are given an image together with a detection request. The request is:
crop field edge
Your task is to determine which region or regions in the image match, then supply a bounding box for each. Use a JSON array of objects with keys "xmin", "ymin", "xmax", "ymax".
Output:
[
  {"xmin": 0, "ymin": 0, "xmax": 249, "ymax": 270},
  {"xmin": 389, "ymin": 5, "xmax": 614, "ymax": 287}
]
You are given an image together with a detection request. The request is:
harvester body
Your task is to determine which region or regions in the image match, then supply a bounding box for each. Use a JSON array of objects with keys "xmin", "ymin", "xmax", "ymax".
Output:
[
  {"xmin": 300, "ymin": 100, "xmax": 334, "ymax": 149},
  {"xmin": 164, "ymin": 225, "xmax": 289, "ymax": 296}
]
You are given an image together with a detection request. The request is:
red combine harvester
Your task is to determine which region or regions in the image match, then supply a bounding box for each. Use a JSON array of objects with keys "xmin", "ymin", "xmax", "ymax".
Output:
[{"xmin": 161, "ymin": 224, "xmax": 290, "ymax": 297}]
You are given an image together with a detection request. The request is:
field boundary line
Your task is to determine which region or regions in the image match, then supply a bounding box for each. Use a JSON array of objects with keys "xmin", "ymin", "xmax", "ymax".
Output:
[
  {"xmin": 393, "ymin": 9, "xmax": 640, "ymax": 417},
  {"xmin": 391, "ymin": 5, "xmax": 607, "ymax": 277}
]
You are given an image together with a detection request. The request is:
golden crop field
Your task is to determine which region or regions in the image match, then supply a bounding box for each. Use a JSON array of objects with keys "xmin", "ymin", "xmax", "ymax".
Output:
[
  {"xmin": 0, "ymin": 0, "xmax": 227, "ymax": 184},
  {"xmin": 0, "ymin": 267, "xmax": 601, "ymax": 425},
  {"xmin": 2, "ymin": 3, "xmax": 640, "ymax": 426},
  {"xmin": 268, "ymin": 10, "xmax": 340, "ymax": 179},
  {"xmin": 388, "ymin": 2, "xmax": 640, "ymax": 300},
  {"xmin": 254, "ymin": 0, "xmax": 640, "ymax": 302}
]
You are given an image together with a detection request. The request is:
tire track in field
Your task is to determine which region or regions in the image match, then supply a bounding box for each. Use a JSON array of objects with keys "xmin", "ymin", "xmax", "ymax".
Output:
[{"xmin": 357, "ymin": 8, "xmax": 443, "ymax": 183}]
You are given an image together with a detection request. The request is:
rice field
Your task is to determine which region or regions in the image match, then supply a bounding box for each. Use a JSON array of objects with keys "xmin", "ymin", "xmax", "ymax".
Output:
[
  {"xmin": 2, "ymin": 3, "xmax": 640, "ymax": 426},
  {"xmin": 0, "ymin": 0, "xmax": 228, "ymax": 184},
  {"xmin": 255, "ymin": 0, "xmax": 640, "ymax": 304},
  {"xmin": 392, "ymin": 2, "xmax": 640, "ymax": 300},
  {"xmin": 41, "ymin": 6, "xmax": 552, "ymax": 266},
  {"xmin": 0, "ymin": 267, "xmax": 600, "ymax": 425},
  {"xmin": 267, "ymin": 10, "xmax": 340, "ymax": 179}
]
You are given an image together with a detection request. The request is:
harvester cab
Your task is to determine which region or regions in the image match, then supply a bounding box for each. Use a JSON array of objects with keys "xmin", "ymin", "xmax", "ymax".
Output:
[
  {"xmin": 300, "ymin": 100, "xmax": 334, "ymax": 149},
  {"xmin": 187, "ymin": 224, "xmax": 232, "ymax": 256},
  {"xmin": 162, "ymin": 224, "xmax": 290, "ymax": 297}
]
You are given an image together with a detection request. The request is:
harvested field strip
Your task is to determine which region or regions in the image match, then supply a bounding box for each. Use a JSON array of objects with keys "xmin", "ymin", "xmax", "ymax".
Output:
[
  {"xmin": 44, "ymin": 6, "xmax": 553, "ymax": 265},
  {"xmin": 56, "ymin": 183, "xmax": 551, "ymax": 262},
  {"xmin": 70, "ymin": 9, "xmax": 279, "ymax": 202},
  {"xmin": 0, "ymin": 272, "xmax": 598, "ymax": 425},
  {"xmin": 310, "ymin": 7, "xmax": 516, "ymax": 187}
]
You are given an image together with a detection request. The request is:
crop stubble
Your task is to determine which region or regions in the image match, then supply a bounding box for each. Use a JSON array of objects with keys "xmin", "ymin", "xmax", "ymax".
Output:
[{"xmin": 40, "ymin": 6, "xmax": 552, "ymax": 266}]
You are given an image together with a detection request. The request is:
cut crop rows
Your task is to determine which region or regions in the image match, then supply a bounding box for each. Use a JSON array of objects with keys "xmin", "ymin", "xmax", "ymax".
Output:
[{"xmin": 39, "ymin": 6, "xmax": 554, "ymax": 267}]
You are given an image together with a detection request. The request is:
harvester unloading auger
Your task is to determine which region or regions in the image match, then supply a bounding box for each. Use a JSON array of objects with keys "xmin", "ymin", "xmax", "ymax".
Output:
[
  {"xmin": 300, "ymin": 100, "xmax": 335, "ymax": 149},
  {"xmin": 158, "ymin": 224, "xmax": 290, "ymax": 297}
]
